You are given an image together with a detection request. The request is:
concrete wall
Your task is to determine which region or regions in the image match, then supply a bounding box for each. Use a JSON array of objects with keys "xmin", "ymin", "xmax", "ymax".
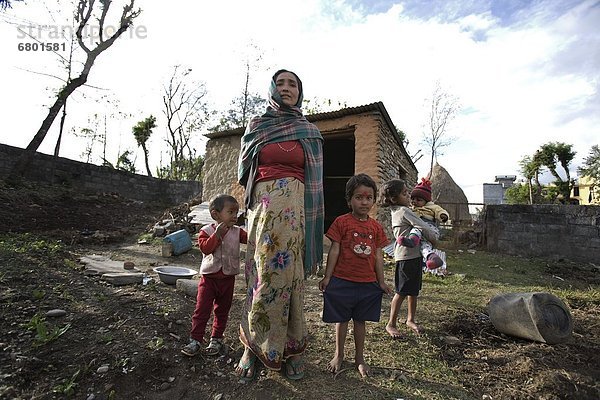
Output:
[
  {"xmin": 0, "ymin": 144, "xmax": 202, "ymax": 205},
  {"xmin": 485, "ymin": 204, "xmax": 600, "ymax": 262},
  {"xmin": 483, "ymin": 183, "xmax": 505, "ymax": 205}
]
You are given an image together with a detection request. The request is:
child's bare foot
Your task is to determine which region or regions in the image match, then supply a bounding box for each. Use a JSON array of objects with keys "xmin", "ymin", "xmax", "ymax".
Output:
[
  {"xmin": 385, "ymin": 325, "xmax": 403, "ymax": 339},
  {"xmin": 406, "ymin": 320, "xmax": 422, "ymax": 335},
  {"xmin": 327, "ymin": 355, "xmax": 344, "ymax": 373},
  {"xmin": 356, "ymin": 360, "xmax": 370, "ymax": 377}
]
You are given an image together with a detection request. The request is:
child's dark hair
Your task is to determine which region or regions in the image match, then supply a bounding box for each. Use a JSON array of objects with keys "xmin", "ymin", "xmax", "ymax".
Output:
[
  {"xmin": 209, "ymin": 194, "xmax": 238, "ymax": 212},
  {"xmin": 345, "ymin": 173, "xmax": 377, "ymax": 202},
  {"xmin": 379, "ymin": 179, "xmax": 407, "ymax": 207}
]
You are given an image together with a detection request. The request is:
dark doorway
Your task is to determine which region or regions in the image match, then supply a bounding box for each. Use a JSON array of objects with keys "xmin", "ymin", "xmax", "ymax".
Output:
[{"xmin": 322, "ymin": 131, "xmax": 355, "ymax": 232}]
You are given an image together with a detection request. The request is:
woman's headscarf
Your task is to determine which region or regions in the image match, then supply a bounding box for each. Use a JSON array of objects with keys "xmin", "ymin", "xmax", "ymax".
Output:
[{"xmin": 237, "ymin": 69, "xmax": 324, "ymax": 277}]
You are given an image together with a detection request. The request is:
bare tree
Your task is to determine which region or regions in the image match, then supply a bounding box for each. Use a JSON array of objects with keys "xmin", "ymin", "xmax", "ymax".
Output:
[
  {"xmin": 302, "ymin": 97, "xmax": 348, "ymax": 115},
  {"xmin": 210, "ymin": 43, "xmax": 266, "ymax": 131},
  {"xmin": 161, "ymin": 65, "xmax": 210, "ymax": 180},
  {"xmin": 54, "ymin": 26, "xmax": 78, "ymax": 158},
  {"xmin": 74, "ymin": 115, "xmax": 101, "ymax": 163},
  {"xmin": 7, "ymin": 0, "xmax": 141, "ymax": 182},
  {"xmin": 422, "ymin": 81, "xmax": 460, "ymax": 175}
]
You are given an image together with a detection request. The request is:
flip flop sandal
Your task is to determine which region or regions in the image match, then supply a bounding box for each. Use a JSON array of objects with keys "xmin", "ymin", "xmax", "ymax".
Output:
[
  {"xmin": 285, "ymin": 357, "xmax": 305, "ymax": 380},
  {"xmin": 237, "ymin": 354, "xmax": 257, "ymax": 383}
]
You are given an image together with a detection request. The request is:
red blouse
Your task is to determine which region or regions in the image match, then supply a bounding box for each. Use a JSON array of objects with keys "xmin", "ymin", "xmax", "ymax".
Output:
[{"xmin": 255, "ymin": 140, "xmax": 304, "ymax": 183}]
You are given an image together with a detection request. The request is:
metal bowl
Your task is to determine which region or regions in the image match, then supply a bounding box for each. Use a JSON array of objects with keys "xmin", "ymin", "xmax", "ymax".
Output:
[{"xmin": 153, "ymin": 266, "xmax": 198, "ymax": 285}]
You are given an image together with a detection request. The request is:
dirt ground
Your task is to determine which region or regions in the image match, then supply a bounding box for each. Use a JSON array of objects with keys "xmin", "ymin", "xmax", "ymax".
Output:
[{"xmin": 0, "ymin": 183, "xmax": 599, "ymax": 400}]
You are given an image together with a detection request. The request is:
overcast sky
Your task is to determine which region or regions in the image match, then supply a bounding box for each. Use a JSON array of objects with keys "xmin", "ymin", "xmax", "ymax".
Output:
[{"xmin": 1, "ymin": 0, "xmax": 599, "ymax": 204}]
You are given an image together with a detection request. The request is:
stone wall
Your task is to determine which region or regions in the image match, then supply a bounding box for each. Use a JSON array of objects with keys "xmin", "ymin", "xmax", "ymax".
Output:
[
  {"xmin": 0, "ymin": 144, "xmax": 202, "ymax": 205},
  {"xmin": 378, "ymin": 119, "xmax": 417, "ymax": 185},
  {"xmin": 378, "ymin": 118, "xmax": 418, "ymax": 238},
  {"xmin": 485, "ymin": 204, "xmax": 600, "ymax": 263}
]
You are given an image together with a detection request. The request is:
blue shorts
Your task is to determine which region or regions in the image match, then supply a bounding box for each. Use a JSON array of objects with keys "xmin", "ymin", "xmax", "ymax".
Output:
[
  {"xmin": 395, "ymin": 258, "xmax": 423, "ymax": 296},
  {"xmin": 322, "ymin": 276, "xmax": 384, "ymax": 323}
]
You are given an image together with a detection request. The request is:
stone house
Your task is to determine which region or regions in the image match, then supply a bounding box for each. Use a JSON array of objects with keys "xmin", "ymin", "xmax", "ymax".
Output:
[{"xmin": 202, "ymin": 102, "xmax": 417, "ymax": 234}]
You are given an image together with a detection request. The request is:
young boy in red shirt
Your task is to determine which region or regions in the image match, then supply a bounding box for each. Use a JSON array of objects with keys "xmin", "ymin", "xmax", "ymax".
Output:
[{"xmin": 319, "ymin": 174, "xmax": 392, "ymax": 377}]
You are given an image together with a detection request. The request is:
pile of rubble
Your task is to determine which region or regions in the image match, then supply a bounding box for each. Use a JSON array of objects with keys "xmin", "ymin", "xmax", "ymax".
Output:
[{"xmin": 149, "ymin": 201, "xmax": 200, "ymax": 237}]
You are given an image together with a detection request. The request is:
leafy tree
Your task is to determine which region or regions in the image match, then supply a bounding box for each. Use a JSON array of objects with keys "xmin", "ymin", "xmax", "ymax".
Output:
[
  {"xmin": 534, "ymin": 142, "xmax": 576, "ymax": 202},
  {"xmin": 422, "ymin": 81, "xmax": 460, "ymax": 175},
  {"xmin": 162, "ymin": 65, "xmax": 210, "ymax": 180},
  {"xmin": 7, "ymin": 0, "xmax": 141, "ymax": 183},
  {"xmin": 505, "ymin": 182, "xmax": 558, "ymax": 204},
  {"xmin": 578, "ymin": 145, "xmax": 600, "ymax": 181},
  {"xmin": 115, "ymin": 150, "xmax": 136, "ymax": 173},
  {"xmin": 578, "ymin": 144, "xmax": 600, "ymax": 204},
  {"xmin": 518, "ymin": 155, "xmax": 544, "ymax": 204},
  {"xmin": 156, "ymin": 155, "xmax": 204, "ymax": 181},
  {"xmin": 132, "ymin": 115, "xmax": 157, "ymax": 177},
  {"xmin": 505, "ymin": 183, "xmax": 531, "ymax": 204}
]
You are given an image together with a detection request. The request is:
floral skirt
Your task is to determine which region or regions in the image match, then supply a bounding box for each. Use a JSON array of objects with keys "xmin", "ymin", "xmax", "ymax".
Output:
[{"xmin": 239, "ymin": 177, "xmax": 307, "ymax": 370}]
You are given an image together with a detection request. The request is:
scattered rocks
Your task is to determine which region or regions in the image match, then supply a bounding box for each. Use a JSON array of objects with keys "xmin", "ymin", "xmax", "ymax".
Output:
[
  {"xmin": 101, "ymin": 272, "xmax": 144, "ymax": 286},
  {"xmin": 97, "ymin": 365, "xmax": 109, "ymax": 374},
  {"xmin": 45, "ymin": 309, "xmax": 67, "ymax": 318},
  {"xmin": 443, "ymin": 336, "xmax": 462, "ymax": 345},
  {"xmin": 176, "ymin": 279, "xmax": 200, "ymax": 298}
]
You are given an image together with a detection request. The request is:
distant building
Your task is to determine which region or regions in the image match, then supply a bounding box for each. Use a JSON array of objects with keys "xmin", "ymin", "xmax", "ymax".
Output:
[
  {"xmin": 570, "ymin": 176, "xmax": 598, "ymax": 205},
  {"xmin": 483, "ymin": 175, "xmax": 516, "ymax": 204}
]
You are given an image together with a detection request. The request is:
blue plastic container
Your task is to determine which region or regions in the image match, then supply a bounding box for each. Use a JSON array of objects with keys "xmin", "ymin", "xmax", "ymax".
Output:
[{"xmin": 162, "ymin": 229, "xmax": 192, "ymax": 256}]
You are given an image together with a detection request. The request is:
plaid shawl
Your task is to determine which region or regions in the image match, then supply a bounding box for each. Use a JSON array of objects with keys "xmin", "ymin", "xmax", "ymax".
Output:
[{"xmin": 238, "ymin": 71, "xmax": 324, "ymax": 277}]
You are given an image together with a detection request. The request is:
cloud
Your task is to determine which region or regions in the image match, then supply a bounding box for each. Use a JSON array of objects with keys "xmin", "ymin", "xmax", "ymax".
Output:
[{"xmin": 1, "ymin": 0, "xmax": 598, "ymax": 205}]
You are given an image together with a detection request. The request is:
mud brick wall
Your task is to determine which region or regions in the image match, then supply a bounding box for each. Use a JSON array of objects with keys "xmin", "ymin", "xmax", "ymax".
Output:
[
  {"xmin": 485, "ymin": 204, "xmax": 600, "ymax": 263},
  {"xmin": 202, "ymin": 135, "xmax": 244, "ymax": 206},
  {"xmin": 0, "ymin": 144, "xmax": 202, "ymax": 205}
]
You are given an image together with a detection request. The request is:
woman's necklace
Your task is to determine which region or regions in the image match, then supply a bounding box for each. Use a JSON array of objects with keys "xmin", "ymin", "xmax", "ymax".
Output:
[{"xmin": 277, "ymin": 142, "xmax": 298, "ymax": 152}]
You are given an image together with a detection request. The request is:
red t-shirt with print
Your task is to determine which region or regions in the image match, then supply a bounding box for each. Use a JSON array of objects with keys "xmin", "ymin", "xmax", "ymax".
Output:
[{"xmin": 326, "ymin": 213, "xmax": 389, "ymax": 283}]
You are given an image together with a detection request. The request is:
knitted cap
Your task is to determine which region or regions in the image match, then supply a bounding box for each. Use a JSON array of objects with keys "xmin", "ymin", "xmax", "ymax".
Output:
[{"xmin": 411, "ymin": 178, "xmax": 432, "ymax": 202}]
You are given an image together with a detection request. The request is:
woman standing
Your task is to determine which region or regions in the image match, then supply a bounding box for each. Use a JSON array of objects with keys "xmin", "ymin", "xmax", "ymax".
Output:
[{"xmin": 236, "ymin": 69, "xmax": 324, "ymax": 381}]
